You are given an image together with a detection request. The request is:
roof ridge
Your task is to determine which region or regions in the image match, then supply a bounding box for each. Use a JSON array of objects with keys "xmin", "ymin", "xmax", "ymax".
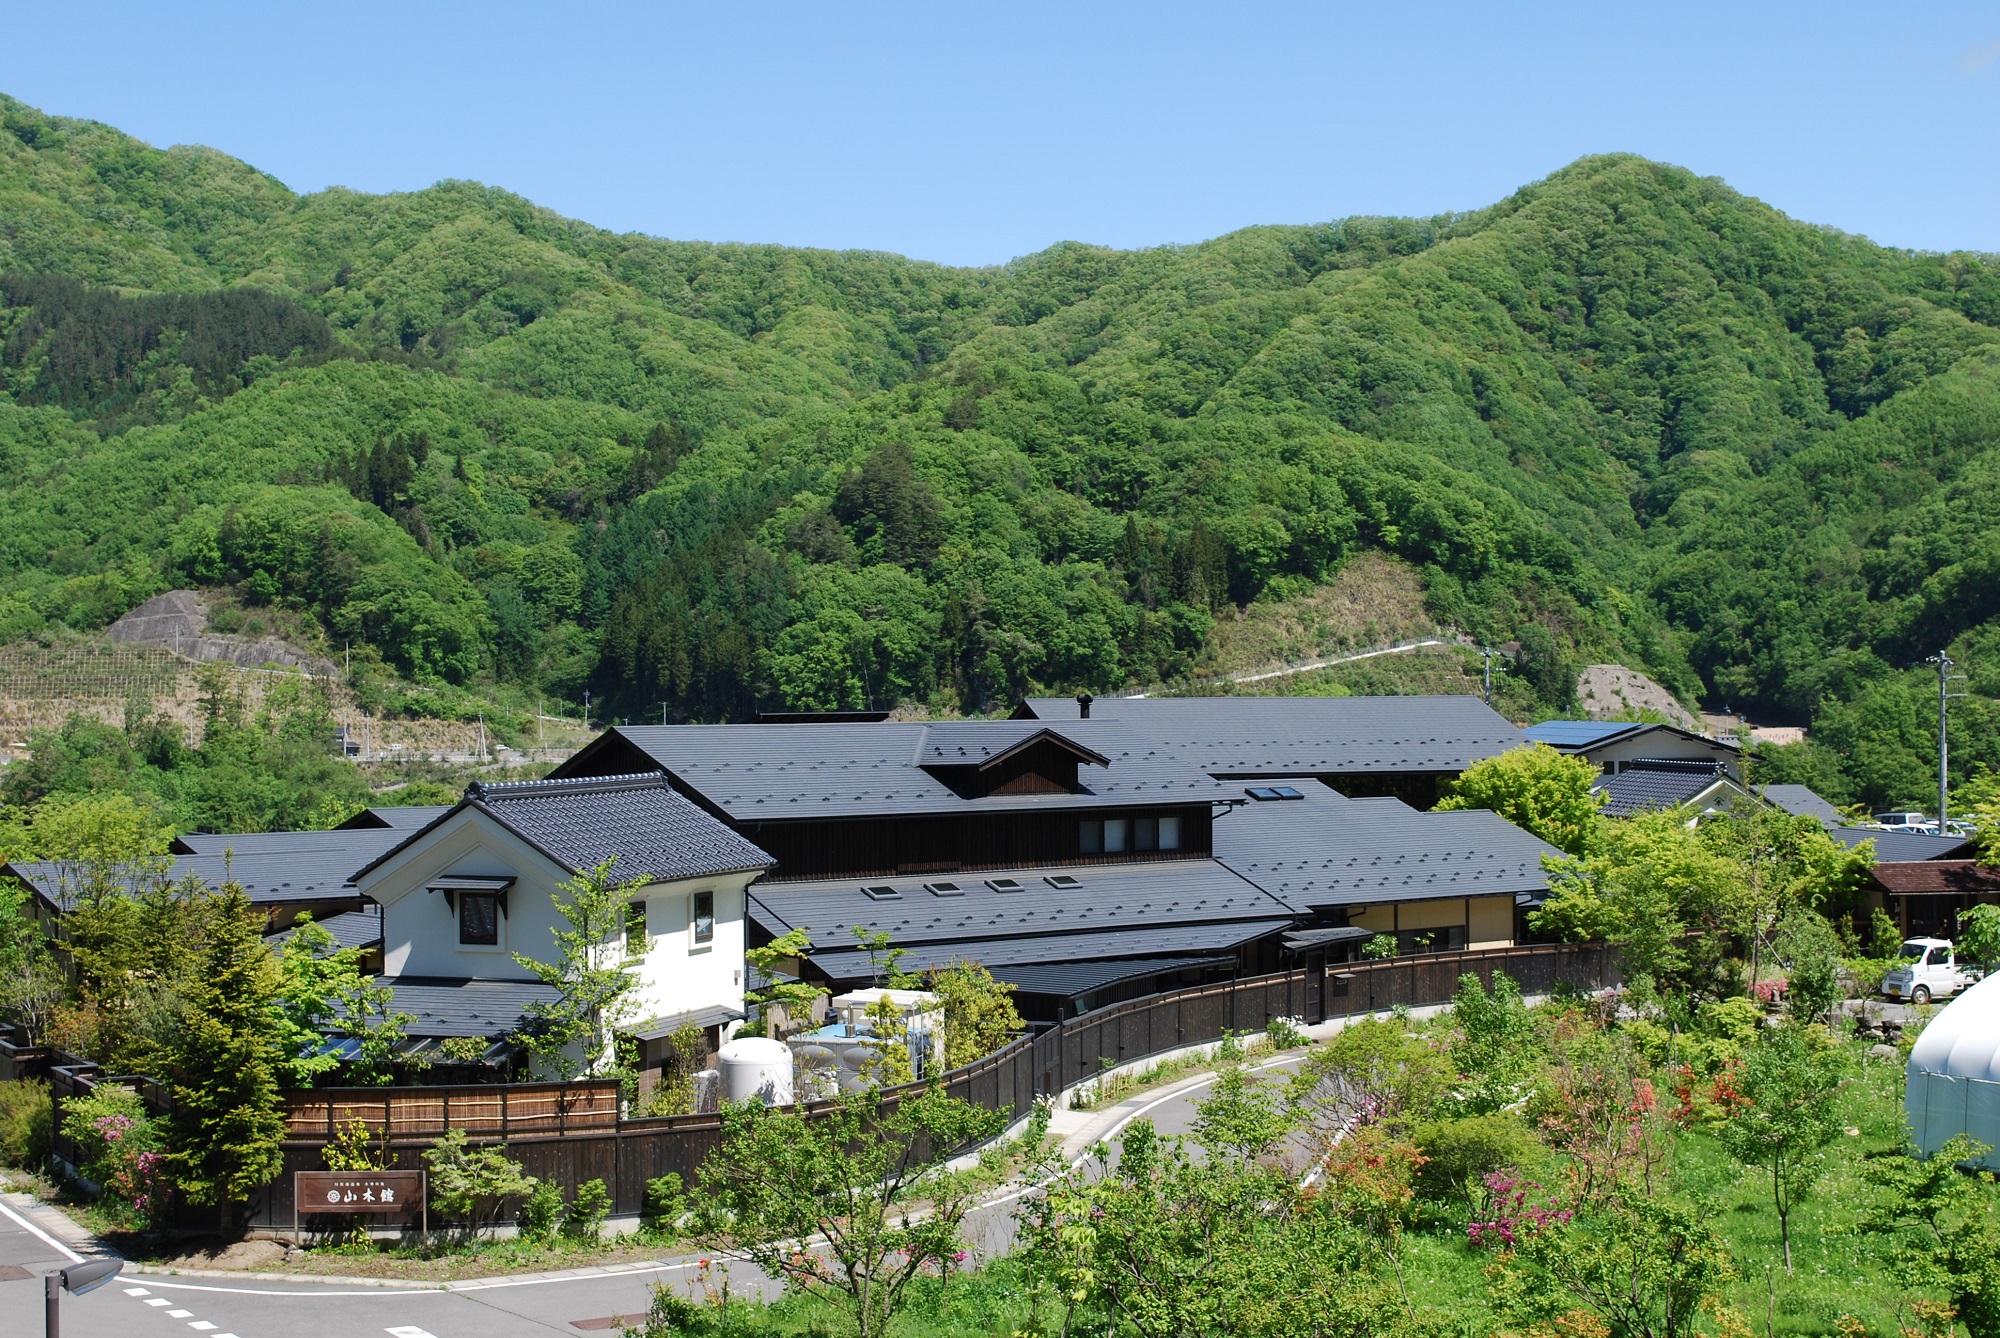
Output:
[{"xmin": 468, "ymin": 771, "xmax": 669, "ymax": 801}]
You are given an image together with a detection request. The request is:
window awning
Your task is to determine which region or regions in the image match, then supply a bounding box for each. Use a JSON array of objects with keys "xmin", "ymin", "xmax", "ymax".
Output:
[{"xmin": 427, "ymin": 874, "xmax": 516, "ymax": 918}]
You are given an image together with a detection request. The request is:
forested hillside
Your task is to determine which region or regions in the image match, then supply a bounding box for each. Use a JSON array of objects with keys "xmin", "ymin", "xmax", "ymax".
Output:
[{"xmin": 2, "ymin": 92, "xmax": 1997, "ymax": 807}]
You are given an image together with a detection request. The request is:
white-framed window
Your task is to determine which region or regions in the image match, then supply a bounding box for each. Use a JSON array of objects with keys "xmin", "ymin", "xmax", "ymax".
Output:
[{"xmin": 691, "ymin": 889, "xmax": 714, "ymax": 947}]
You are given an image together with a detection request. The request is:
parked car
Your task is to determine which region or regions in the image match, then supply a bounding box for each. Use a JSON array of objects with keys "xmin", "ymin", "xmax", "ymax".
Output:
[{"xmin": 1882, "ymin": 938, "xmax": 1973, "ymax": 1004}]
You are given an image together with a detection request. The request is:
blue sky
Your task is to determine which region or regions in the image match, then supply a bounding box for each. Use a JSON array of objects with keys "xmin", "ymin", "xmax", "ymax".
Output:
[{"xmin": 4, "ymin": 2, "xmax": 1997, "ymax": 267}]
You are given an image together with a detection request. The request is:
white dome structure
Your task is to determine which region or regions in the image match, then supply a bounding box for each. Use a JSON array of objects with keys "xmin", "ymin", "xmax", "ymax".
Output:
[{"xmin": 1905, "ymin": 971, "xmax": 2000, "ymax": 1168}]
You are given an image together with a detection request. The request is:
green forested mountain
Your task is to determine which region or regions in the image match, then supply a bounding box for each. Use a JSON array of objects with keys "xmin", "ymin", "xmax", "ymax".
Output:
[{"xmin": 2, "ymin": 92, "xmax": 1998, "ymax": 807}]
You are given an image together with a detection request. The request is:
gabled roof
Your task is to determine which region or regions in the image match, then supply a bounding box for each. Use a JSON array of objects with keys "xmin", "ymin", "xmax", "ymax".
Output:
[
  {"xmin": 802, "ymin": 918, "xmax": 1295, "ymax": 982},
  {"xmin": 1591, "ymin": 761, "xmax": 1740, "ymax": 817},
  {"xmin": 551, "ymin": 722, "xmax": 1230, "ymax": 820},
  {"xmin": 171, "ymin": 827, "xmax": 408, "ymax": 859},
  {"xmin": 1015, "ymin": 694, "xmax": 1522, "ymax": 776},
  {"xmin": 1211, "ymin": 780, "xmax": 1563, "ymax": 910},
  {"xmin": 749, "ymin": 857, "xmax": 1294, "ymax": 961},
  {"xmin": 916, "ymin": 722, "xmax": 1110, "ymax": 770},
  {"xmin": 1836, "ymin": 826, "xmax": 1975, "ymax": 861},
  {"xmin": 352, "ymin": 772, "xmax": 776, "ymax": 886},
  {"xmin": 1759, "ymin": 784, "xmax": 1845, "ymax": 826}
]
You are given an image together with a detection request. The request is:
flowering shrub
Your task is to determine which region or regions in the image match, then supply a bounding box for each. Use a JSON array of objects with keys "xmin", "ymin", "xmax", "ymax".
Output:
[
  {"xmin": 60, "ymin": 1085, "xmax": 170, "ymax": 1227},
  {"xmin": 1750, "ymin": 978, "xmax": 1787, "ymax": 1005},
  {"xmin": 1467, "ymin": 1171, "xmax": 1572, "ymax": 1249}
]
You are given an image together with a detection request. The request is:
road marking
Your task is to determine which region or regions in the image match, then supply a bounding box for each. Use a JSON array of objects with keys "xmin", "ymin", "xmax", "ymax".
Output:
[
  {"xmin": 125, "ymin": 1286, "xmax": 153, "ymax": 1295},
  {"xmin": 387, "ymin": 1327, "xmax": 442, "ymax": 1338},
  {"xmin": 189, "ymin": 1323, "xmax": 218, "ymax": 1331},
  {"xmin": 145, "ymin": 1297, "xmax": 173, "ymax": 1306},
  {"xmin": 0, "ymin": 1195, "xmax": 84, "ymax": 1262},
  {"xmin": 166, "ymin": 1308, "xmax": 194, "ymax": 1317}
]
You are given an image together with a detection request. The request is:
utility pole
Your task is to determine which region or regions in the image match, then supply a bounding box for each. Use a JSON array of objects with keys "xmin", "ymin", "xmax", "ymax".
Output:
[
  {"xmin": 1927, "ymin": 652, "xmax": 1969, "ymax": 831},
  {"xmin": 1480, "ymin": 645, "xmax": 1502, "ymax": 706},
  {"xmin": 582, "ymin": 691, "xmax": 591, "ymax": 732}
]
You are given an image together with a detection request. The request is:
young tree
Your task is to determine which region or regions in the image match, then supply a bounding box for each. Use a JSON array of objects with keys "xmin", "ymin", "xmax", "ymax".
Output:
[
  {"xmin": 696, "ymin": 1084, "xmax": 1005, "ymax": 1338},
  {"xmin": 1957, "ymin": 904, "xmax": 2000, "ymax": 974},
  {"xmin": 512, "ymin": 858, "xmax": 648, "ymax": 1080},
  {"xmin": 924, "ymin": 959, "xmax": 1025, "ymax": 1069},
  {"xmin": 742, "ymin": 925, "xmax": 827, "ymax": 1036},
  {"xmin": 164, "ymin": 883, "xmax": 287, "ymax": 1236},
  {"xmin": 1493, "ymin": 1191, "xmax": 1739, "ymax": 1338},
  {"xmin": 271, "ymin": 916, "xmax": 360, "ymax": 1087},
  {"xmin": 1718, "ymin": 1025, "xmax": 1848, "ymax": 1272},
  {"xmin": 1434, "ymin": 743, "xmax": 1605, "ymax": 857},
  {"xmin": 1863, "ymin": 1133, "xmax": 2000, "ymax": 1335},
  {"xmin": 424, "ymin": 1128, "xmax": 538, "ymax": 1234},
  {"xmin": 1773, "ymin": 907, "xmax": 1844, "ymax": 1026},
  {"xmin": 0, "ymin": 876, "xmax": 64, "ymax": 1043}
]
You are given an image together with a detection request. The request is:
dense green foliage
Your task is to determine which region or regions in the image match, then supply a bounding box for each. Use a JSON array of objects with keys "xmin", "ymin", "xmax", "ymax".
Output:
[{"xmin": 5, "ymin": 92, "xmax": 2000, "ymax": 804}]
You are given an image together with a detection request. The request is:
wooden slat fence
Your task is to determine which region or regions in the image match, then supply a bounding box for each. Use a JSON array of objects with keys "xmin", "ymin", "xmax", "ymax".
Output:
[{"xmin": 10, "ymin": 941, "xmax": 1618, "ymax": 1231}]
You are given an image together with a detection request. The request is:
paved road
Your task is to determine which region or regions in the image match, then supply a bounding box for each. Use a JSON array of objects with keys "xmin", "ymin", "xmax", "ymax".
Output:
[{"xmin": 1, "ymin": 1040, "xmax": 1340, "ymax": 1338}]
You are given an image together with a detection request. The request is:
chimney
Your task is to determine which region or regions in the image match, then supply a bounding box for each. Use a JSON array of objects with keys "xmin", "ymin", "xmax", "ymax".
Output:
[{"xmin": 1076, "ymin": 693, "xmax": 1093, "ymax": 719}]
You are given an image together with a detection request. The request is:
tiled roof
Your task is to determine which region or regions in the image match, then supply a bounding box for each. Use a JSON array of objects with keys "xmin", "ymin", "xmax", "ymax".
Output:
[
  {"xmin": 268, "ymin": 906, "xmax": 382, "ymax": 954},
  {"xmin": 337, "ymin": 805, "xmax": 452, "ymax": 831},
  {"xmin": 803, "ymin": 918, "xmax": 1296, "ymax": 981},
  {"xmin": 467, "ymin": 773, "xmax": 776, "ymax": 882},
  {"xmin": 1017, "ymin": 694, "xmax": 1523, "ymax": 775},
  {"xmin": 373, "ymin": 976, "xmax": 559, "ymax": 1038},
  {"xmin": 172, "ymin": 827, "xmax": 408, "ymax": 859},
  {"xmin": 750, "ymin": 857, "xmax": 1293, "ymax": 956},
  {"xmin": 1591, "ymin": 762, "xmax": 1735, "ymax": 817},
  {"xmin": 1836, "ymin": 827, "xmax": 1975, "ymax": 861},
  {"xmin": 983, "ymin": 955, "xmax": 1235, "ymax": 999},
  {"xmin": 553, "ymin": 722, "xmax": 1232, "ymax": 818},
  {"xmin": 915, "ymin": 722, "xmax": 1110, "ymax": 769},
  {"xmin": 1871, "ymin": 861, "xmax": 2000, "ymax": 894},
  {"xmin": 1212, "ymin": 781, "xmax": 1562, "ymax": 910},
  {"xmin": 1760, "ymin": 784, "xmax": 1845, "ymax": 826}
]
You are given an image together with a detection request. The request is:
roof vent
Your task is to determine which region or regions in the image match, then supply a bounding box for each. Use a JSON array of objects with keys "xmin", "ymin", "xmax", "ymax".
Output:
[
  {"xmin": 986, "ymin": 878, "xmax": 1025, "ymax": 893},
  {"xmin": 1245, "ymin": 785, "xmax": 1305, "ymax": 801},
  {"xmin": 862, "ymin": 884, "xmax": 902, "ymax": 901},
  {"xmin": 1045, "ymin": 875, "xmax": 1081, "ymax": 889},
  {"xmin": 924, "ymin": 881, "xmax": 965, "ymax": 897},
  {"xmin": 1076, "ymin": 692, "xmax": 1093, "ymax": 719}
]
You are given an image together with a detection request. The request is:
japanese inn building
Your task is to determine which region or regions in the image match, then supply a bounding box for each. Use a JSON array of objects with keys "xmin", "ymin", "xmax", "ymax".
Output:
[{"xmin": 6, "ymin": 694, "xmax": 1573, "ymax": 1086}]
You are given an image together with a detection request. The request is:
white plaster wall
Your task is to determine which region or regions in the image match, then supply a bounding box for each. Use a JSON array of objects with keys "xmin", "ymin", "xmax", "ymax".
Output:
[{"xmin": 626, "ymin": 873, "xmax": 754, "ymax": 1025}]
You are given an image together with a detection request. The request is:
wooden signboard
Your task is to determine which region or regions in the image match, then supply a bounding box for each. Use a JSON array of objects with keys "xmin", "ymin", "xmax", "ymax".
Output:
[{"xmin": 293, "ymin": 1170, "xmax": 426, "ymax": 1239}]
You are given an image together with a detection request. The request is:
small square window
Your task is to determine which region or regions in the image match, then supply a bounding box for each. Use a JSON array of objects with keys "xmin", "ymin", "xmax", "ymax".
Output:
[
  {"xmin": 460, "ymin": 893, "xmax": 499, "ymax": 946},
  {"xmin": 692, "ymin": 890, "xmax": 715, "ymax": 945},
  {"xmin": 626, "ymin": 900, "xmax": 649, "ymax": 955}
]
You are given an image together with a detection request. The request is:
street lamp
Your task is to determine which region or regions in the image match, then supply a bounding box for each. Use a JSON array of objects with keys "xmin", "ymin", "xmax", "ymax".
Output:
[{"xmin": 45, "ymin": 1258, "xmax": 122, "ymax": 1338}]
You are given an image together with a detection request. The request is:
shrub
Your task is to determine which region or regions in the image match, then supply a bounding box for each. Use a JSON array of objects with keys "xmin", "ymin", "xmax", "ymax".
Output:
[
  {"xmin": 563, "ymin": 1177, "xmax": 610, "ymax": 1240},
  {"xmin": 0, "ymin": 1079, "xmax": 51, "ymax": 1169},
  {"xmin": 1266, "ymin": 1016, "xmax": 1308, "ymax": 1050},
  {"xmin": 517, "ymin": 1179, "xmax": 564, "ymax": 1242},
  {"xmin": 1412, "ymin": 1112, "xmax": 1539, "ymax": 1216},
  {"xmin": 643, "ymin": 1172, "xmax": 686, "ymax": 1231},
  {"xmin": 423, "ymin": 1128, "xmax": 537, "ymax": 1230},
  {"xmin": 59, "ymin": 1083, "xmax": 170, "ymax": 1225}
]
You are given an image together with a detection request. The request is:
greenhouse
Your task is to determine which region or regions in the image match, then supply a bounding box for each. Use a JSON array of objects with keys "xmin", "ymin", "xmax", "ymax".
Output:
[{"xmin": 1905, "ymin": 972, "xmax": 2000, "ymax": 1169}]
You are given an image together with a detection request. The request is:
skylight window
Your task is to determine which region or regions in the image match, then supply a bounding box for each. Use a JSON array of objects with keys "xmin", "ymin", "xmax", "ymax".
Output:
[
  {"xmin": 986, "ymin": 878, "xmax": 1024, "ymax": 893},
  {"xmin": 924, "ymin": 882, "xmax": 964, "ymax": 897},
  {"xmin": 862, "ymin": 884, "xmax": 902, "ymax": 901},
  {"xmin": 1045, "ymin": 875, "xmax": 1080, "ymax": 889},
  {"xmin": 1245, "ymin": 786, "xmax": 1305, "ymax": 801}
]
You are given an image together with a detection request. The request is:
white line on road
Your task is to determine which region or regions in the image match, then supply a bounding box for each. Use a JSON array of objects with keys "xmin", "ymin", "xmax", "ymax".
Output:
[
  {"xmin": 0, "ymin": 1193, "xmax": 85, "ymax": 1262},
  {"xmin": 166, "ymin": 1308, "xmax": 194, "ymax": 1317},
  {"xmin": 387, "ymin": 1327, "xmax": 442, "ymax": 1338}
]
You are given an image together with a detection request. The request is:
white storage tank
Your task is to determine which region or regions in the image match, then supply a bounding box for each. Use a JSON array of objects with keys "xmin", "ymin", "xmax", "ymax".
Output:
[{"xmin": 717, "ymin": 1037, "xmax": 795, "ymax": 1106}]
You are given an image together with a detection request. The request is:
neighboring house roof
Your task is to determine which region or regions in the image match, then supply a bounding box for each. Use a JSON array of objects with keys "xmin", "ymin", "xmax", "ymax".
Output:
[
  {"xmin": 336, "ymin": 805, "xmax": 453, "ymax": 831},
  {"xmin": 551, "ymin": 722, "xmax": 1232, "ymax": 819},
  {"xmin": 351, "ymin": 772, "xmax": 777, "ymax": 885},
  {"xmin": 171, "ymin": 827, "xmax": 409, "ymax": 859},
  {"xmin": 372, "ymin": 976, "xmax": 559, "ymax": 1038},
  {"xmin": 1832, "ymin": 826, "xmax": 1974, "ymax": 862},
  {"xmin": 1760, "ymin": 784, "xmax": 1845, "ymax": 826},
  {"xmin": 1590, "ymin": 761, "xmax": 1741, "ymax": 817},
  {"xmin": 1211, "ymin": 781, "xmax": 1563, "ymax": 911},
  {"xmin": 1015, "ymin": 694, "xmax": 1523, "ymax": 776},
  {"xmin": 268, "ymin": 905, "xmax": 382, "ymax": 954},
  {"xmin": 1870, "ymin": 861, "xmax": 2000, "ymax": 895},
  {"xmin": 1519, "ymin": 719, "xmax": 1648, "ymax": 749},
  {"xmin": 7, "ymin": 847, "xmax": 373, "ymax": 910},
  {"xmin": 750, "ymin": 856, "xmax": 1295, "ymax": 968}
]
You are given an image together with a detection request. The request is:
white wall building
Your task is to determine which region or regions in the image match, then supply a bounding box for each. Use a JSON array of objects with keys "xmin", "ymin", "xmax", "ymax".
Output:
[{"xmin": 351, "ymin": 772, "xmax": 774, "ymax": 1083}]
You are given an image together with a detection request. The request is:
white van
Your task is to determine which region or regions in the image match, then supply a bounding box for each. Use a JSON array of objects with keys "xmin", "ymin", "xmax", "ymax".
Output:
[{"xmin": 1882, "ymin": 938, "xmax": 1972, "ymax": 1004}]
